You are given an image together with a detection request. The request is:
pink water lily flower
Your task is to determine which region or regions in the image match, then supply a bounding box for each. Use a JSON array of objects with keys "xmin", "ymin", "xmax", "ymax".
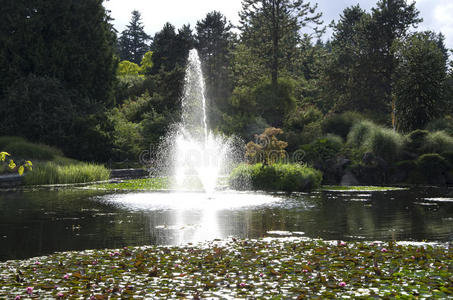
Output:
[
  {"xmin": 57, "ymin": 292, "xmax": 64, "ymax": 298},
  {"xmin": 26, "ymin": 287, "xmax": 33, "ymax": 294},
  {"xmin": 381, "ymin": 248, "xmax": 388, "ymax": 253},
  {"xmin": 15, "ymin": 296, "xmax": 21, "ymax": 300},
  {"xmin": 63, "ymin": 274, "xmax": 70, "ymax": 279},
  {"xmin": 339, "ymin": 281, "xmax": 346, "ymax": 287},
  {"xmin": 239, "ymin": 282, "xmax": 246, "ymax": 287}
]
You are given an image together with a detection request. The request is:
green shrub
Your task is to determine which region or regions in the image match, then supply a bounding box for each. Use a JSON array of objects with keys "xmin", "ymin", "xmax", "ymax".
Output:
[
  {"xmin": 347, "ymin": 120, "xmax": 378, "ymax": 148},
  {"xmin": 440, "ymin": 151, "xmax": 453, "ymax": 166},
  {"xmin": 395, "ymin": 160, "xmax": 417, "ymax": 173},
  {"xmin": 347, "ymin": 121, "xmax": 404, "ymax": 162},
  {"xmin": 229, "ymin": 163, "xmax": 322, "ymax": 192},
  {"xmin": 322, "ymin": 111, "xmax": 364, "ymax": 139},
  {"xmin": 300, "ymin": 121, "xmax": 322, "ymax": 144},
  {"xmin": 0, "ymin": 136, "xmax": 27, "ymax": 149},
  {"xmin": 364, "ymin": 128, "xmax": 404, "ymax": 163},
  {"xmin": 405, "ymin": 130, "xmax": 429, "ymax": 154},
  {"xmin": 416, "ymin": 154, "xmax": 450, "ymax": 178},
  {"xmin": 24, "ymin": 162, "xmax": 110, "ymax": 185},
  {"xmin": 285, "ymin": 106, "xmax": 322, "ymax": 132},
  {"xmin": 300, "ymin": 134, "xmax": 343, "ymax": 166},
  {"xmin": 422, "ymin": 131, "xmax": 453, "ymax": 154},
  {"xmin": 425, "ymin": 118, "xmax": 453, "ymax": 135},
  {"xmin": 4, "ymin": 141, "xmax": 62, "ymax": 161},
  {"xmin": 228, "ymin": 163, "xmax": 253, "ymax": 190}
]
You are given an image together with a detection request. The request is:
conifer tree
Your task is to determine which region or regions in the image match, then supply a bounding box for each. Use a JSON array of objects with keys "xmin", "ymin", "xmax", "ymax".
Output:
[{"xmin": 118, "ymin": 10, "xmax": 151, "ymax": 64}]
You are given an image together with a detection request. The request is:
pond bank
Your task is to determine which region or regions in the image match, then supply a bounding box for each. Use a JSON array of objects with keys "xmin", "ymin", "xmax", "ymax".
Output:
[
  {"xmin": 1, "ymin": 238, "xmax": 451, "ymax": 299},
  {"xmin": 0, "ymin": 168, "xmax": 148, "ymax": 187}
]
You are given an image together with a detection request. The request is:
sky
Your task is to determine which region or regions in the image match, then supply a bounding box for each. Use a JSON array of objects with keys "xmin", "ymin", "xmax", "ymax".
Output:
[{"xmin": 103, "ymin": 0, "xmax": 453, "ymax": 51}]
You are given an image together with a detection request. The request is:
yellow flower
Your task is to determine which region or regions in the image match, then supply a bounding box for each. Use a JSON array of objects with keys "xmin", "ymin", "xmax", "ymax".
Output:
[
  {"xmin": 8, "ymin": 159, "xmax": 16, "ymax": 169},
  {"xmin": 0, "ymin": 152, "xmax": 10, "ymax": 162}
]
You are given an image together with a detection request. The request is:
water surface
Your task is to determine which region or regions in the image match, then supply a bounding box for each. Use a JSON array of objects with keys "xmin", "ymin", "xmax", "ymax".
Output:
[{"xmin": 1, "ymin": 187, "xmax": 452, "ymax": 261}]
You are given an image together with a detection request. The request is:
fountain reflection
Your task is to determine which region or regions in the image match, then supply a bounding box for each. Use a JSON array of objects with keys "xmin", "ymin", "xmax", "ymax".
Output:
[{"xmin": 106, "ymin": 191, "xmax": 283, "ymax": 245}]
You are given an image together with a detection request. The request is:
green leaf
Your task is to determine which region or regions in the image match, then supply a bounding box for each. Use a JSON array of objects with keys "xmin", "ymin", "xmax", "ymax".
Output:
[
  {"xmin": 18, "ymin": 166, "xmax": 24, "ymax": 176},
  {"xmin": 8, "ymin": 160, "xmax": 16, "ymax": 169},
  {"xmin": 0, "ymin": 152, "xmax": 10, "ymax": 162}
]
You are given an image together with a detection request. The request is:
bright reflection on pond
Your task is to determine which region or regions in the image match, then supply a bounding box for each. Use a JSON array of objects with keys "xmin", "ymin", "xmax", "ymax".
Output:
[{"xmin": 102, "ymin": 191, "xmax": 284, "ymax": 245}]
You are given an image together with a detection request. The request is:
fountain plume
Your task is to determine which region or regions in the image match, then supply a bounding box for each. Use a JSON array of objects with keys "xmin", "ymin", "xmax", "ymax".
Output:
[{"xmin": 170, "ymin": 49, "xmax": 232, "ymax": 193}]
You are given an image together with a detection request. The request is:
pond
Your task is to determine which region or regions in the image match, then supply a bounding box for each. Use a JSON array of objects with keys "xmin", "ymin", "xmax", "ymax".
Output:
[{"xmin": 0, "ymin": 186, "xmax": 452, "ymax": 261}]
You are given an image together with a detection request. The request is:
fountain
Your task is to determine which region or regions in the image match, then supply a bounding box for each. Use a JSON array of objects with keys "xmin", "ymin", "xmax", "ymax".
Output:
[
  {"xmin": 101, "ymin": 49, "xmax": 282, "ymax": 245},
  {"xmin": 172, "ymin": 49, "xmax": 230, "ymax": 193}
]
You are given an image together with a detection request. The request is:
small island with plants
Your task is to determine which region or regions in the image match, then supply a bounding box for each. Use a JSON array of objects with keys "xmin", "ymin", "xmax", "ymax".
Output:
[{"xmin": 1, "ymin": 0, "xmax": 453, "ymax": 298}]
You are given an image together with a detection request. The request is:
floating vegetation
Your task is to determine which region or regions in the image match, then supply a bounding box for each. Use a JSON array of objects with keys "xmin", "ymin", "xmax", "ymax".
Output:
[
  {"xmin": 89, "ymin": 178, "xmax": 169, "ymax": 191},
  {"xmin": 0, "ymin": 238, "xmax": 452, "ymax": 299},
  {"xmin": 322, "ymin": 185, "xmax": 407, "ymax": 192}
]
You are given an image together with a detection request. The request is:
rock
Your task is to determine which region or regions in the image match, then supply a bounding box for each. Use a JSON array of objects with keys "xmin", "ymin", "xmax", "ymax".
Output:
[
  {"xmin": 341, "ymin": 170, "xmax": 360, "ymax": 186},
  {"xmin": 389, "ymin": 170, "xmax": 407, "ymax": 184},
  {"xmin": 336, "ymin": 158, "xmax": 351, "ymax": 169}
]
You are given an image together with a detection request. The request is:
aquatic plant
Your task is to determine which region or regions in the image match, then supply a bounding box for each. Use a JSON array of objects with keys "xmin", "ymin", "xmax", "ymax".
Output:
[
  {"xmin": 24, "ymin": 162, "xmax": 109, "ymax": 185},
  {"xmin": 0, "ymin": 238, "xmax": 451, "ymax": 298}
]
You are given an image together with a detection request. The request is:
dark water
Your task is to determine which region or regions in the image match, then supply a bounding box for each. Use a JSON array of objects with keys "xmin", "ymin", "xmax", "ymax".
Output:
[{"xmin": 0, "ymin": 187, "xmax": 452, "ymax": 261}]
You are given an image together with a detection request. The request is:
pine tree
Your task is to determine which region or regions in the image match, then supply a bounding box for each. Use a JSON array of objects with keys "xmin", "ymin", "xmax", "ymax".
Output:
[
  {"xmin": 0, "ymin": 0, "xmax": 117, "ymax": 104},
  {"xmin": 196, "ymin": 11, "xmax": 234, "ymax": 107},
  {"xmin": 239, "ymin": 0, "xmax": 324, "ymax": 90},
  {"xmin": 150, "ymin": 23, "xmax": 195, "ymax": 73},
  {"xmin": 118, "ymin": 10, "xmax": 151, "ymax": 64},
  {"xmin": 321, "ymin": 1, "xmax": 421, "ymax": 122},
  {"xmin": 393, "ymin": 32, "xmax": 447, "ymax": 132}
]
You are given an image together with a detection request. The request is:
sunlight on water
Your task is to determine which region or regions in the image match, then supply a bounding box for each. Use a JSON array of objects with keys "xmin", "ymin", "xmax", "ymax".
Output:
[
  {"xmin": 103, "ymin": 191, "xmax": 284, "ymax": 244},
  {"xmin": 105, "ymin": 191, "xmax": 283, "ymax": 211}
]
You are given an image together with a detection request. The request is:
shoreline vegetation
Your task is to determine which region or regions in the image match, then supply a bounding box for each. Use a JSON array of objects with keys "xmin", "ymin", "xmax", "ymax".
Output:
[
  {"xmin": 1, "ymin": 238, "xmax": 451, "ymax": 299},
  {"xmin": 3, "ymin": 126, "xmax": 453, "ymax": 189},
  {"xmin": 0, "ymin": 136, "xmax": 110, "ymax": 185}
]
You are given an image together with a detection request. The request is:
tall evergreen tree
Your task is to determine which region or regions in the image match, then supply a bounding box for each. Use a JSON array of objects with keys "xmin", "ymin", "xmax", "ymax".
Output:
[
  {"xmin": 370, "ymin": 0, "xmax": 422, "ymax": 119},
  {"xmin": 150, "ymin": 23, "xmax": 195, "ymax": 73},
  {"xmin": 320, "ymin": 5, "xmax": 371, "ymax": 113},
  {"xmin": 196, "ymin": 11, "xmax": 234, "ymax": 118},
  {"xmin": 239, "ymin": 0, "xmax": 324, "ymax": 90},
  {"xmin": 393, "ymin": 32, "xmax": 448, "ymax": 132},
  {"xmin": 118, "ymin": 10, "xmax": 151, "ymax": 64},
  {"xmin": 0, "ymin": 0, "xmax": 117, "ymax": 160},
  {"xmin": 321, "ymin": 1, "xmax": 421, "ymax": 122},
  {"xmin": 0, "ymin": 0, "xmax": 117, "ymax": 103}
]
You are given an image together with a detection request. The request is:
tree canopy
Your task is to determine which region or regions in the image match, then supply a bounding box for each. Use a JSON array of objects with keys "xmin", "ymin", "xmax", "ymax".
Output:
[{"xmin": 118, "ymin": 10, "xmax": 152, "ymax": 64}]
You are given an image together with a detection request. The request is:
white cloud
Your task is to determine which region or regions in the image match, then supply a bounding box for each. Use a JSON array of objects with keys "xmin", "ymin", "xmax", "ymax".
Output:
[
  {"xmin": 104, "ymin": 0, "xmax": 242, "ymax": 35},
  {"xmin": 413, "ymin": 0, "xmax": 453, "ymax": 50},
  {"xmin": 433, "ymin": 1, "xmax": 453, "ymax": 49}
]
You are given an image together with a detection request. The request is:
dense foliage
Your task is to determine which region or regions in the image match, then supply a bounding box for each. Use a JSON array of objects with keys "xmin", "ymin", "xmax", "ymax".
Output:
[
  {"xmin": 229, "ymin": 163, "xmax": 322, "ymax": 192},
  {"xmin": 0, "ymin": 0, "xmax": 452, "ymax": 175}
]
